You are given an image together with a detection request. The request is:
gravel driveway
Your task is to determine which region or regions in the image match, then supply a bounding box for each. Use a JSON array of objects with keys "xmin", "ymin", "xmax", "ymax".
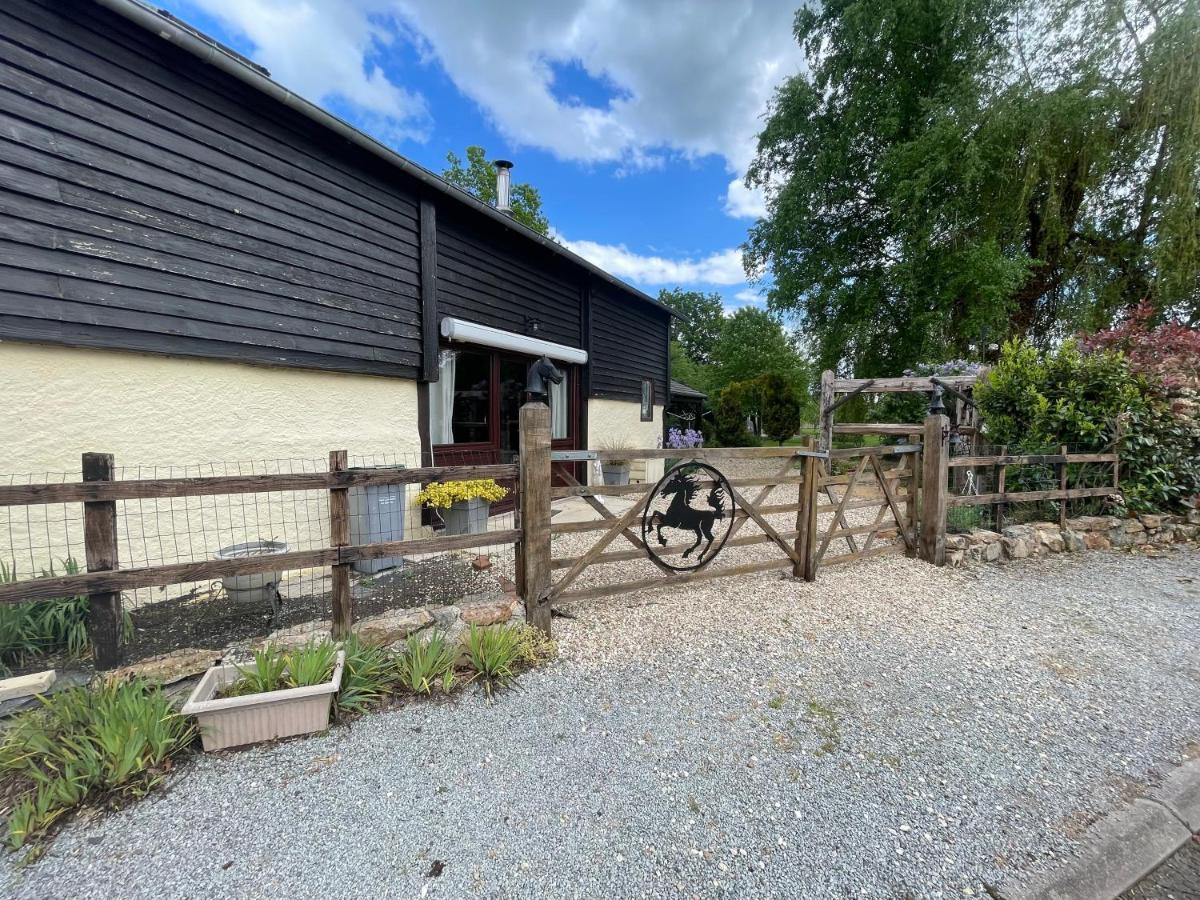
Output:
[{"xmin": 4, "ymin": 541, "xmax": 1198, "ymax": 898}]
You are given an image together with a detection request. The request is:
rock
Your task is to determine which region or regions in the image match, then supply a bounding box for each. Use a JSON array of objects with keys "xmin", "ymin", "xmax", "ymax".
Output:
[
  {"xmin": 1176, "ymin": 524, "xmax": 1198, "ymax": 541},
  {"xmin": 1061, "ymin": 530, "xmax": 1086, "ymax": 553},
  {"xmin": 260, "ymin": 620, "xmax": 332, "ymax": 651},
  {"xmin": 354, "ymin": 608, "xmax": 433, "ymax": 646},
  {"xmin": 1138, "ymin": 514, "xmax": 1165, "ymax": 529},
  {"xmin": 1034, "ymin": 529, "xmax": 1065, "ymax": 553},
  {"xmin": 1187, "ymin": 509, "xmax": 1200, "ymax": 525},
  {"xmin": 106, "ymin": 648, "xmax": 220, "ymax": 685},
  {"xmin": 471, "ymin": 555, "xmax": 493, "ymax": 572},
  {"xmin": 969, "ymin": 529, "xmax": 1003, "ymax": 544},
  {"xmin": 1083, "ymin": 532, "xmax": 1112, "ymax": 551},
  {"xmin": 460, "ymin": 597, "xmax": 516, "ymax": 626},
  {"xmin": 0, "ymin": 669, "xmax": 56, "ymax": 701},
  {"xmin": 984, "ymin": 541, "xmax": 1003, "ymax": 562},
  {"xmin": 428, "ymin": 605, "xmax": 462, "ymax": 627},
  {"xmin": 1002, "ymin": 525, "xmax": 1034, "ymax": 541},
  {"xmin": 945, "ymin": 535, "xmax": 969, "ymax": 551},
  {"xmin": 1152, "ymin": 528, "xmax": 1176, "ymax": 545},
  {"xmin": 1122, "ymin": 518, "xmax": 1146, "ymax": 533},
  {"xmin": 1003, "ymin": 537, "xmax": 1031, "ymax": 559},
  {"xmin": 1067, "ymin": 515, "xmax": 1117, "ymax": 532}
]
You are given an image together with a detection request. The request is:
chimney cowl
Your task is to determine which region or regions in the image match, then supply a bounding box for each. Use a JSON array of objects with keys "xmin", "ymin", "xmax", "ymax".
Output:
[{"xmin": 494, "ymin": 159, "xmax": 513, "ymax": 215}]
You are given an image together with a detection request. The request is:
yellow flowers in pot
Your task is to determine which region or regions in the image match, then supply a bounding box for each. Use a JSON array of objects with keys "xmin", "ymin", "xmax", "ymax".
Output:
[{"xmin": 414, "ymin": 479, "xmax": 508, "ymax": 509}]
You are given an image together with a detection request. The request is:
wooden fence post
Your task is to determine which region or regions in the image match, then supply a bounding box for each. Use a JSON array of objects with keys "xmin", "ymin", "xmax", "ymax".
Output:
[
  {"xmin": 920, "ymin": 414, "xmax": 948, "ymax": 565},
  {"xmin": 906, "ymin": 433, "xmax": 921, "ymax": 557},
  {"xmin": 518, "ymin": 401, "xmax": 553, "ymax": 635},
  {"xmin": 329, "ymin": 450, "xmax": 352, "ymax": 639},
  {"xmin": 817, "ymin": 369, "xmax": 835, "ymax": 454},
  {"xmin": 82, "ymin": 452, "xmax": 121, "ymax": 670},
  {"xmin": 793, "ymin": 440, "xmax": 816, "ymax": 581},
  {"xmin": 795, "ymin": 448, "xmax": 820, "ymax": 581},
  {"xmin": 1058, "ymin": 444, "xmax": 1069, "ymax": 528},
  {"xmin": 993, "ymin": 444, "xmax": 1007, "ymax": 532}
]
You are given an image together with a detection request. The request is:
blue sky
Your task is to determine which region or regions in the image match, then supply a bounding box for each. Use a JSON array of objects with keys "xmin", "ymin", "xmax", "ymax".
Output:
[{"xmin": 156, "ymin": 0, "xmax": 805, "ymax": 312}]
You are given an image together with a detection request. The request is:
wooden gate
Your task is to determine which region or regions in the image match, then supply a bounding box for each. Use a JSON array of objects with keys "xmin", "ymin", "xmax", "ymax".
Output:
[
  {"xmin": 811, "ymin": 444, "xmax": 921, "ymax": 569},
  {"xmin": 515, "ymin": 402, "xmax": 928, "ymax": 634},
  {"xmin": 543, "ymin": 445, "xmax": 825, "ymax": 604}
]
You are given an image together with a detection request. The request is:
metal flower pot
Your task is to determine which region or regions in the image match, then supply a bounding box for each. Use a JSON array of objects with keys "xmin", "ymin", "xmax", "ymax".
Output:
[
  {"xmin": 215, "ymin": 539, "xmax": 288, "ymax": 605},
  {"xmin": 602, "ymin": 463, "xmax": 631, "ymax": 486},
  {"xmin": 443, "ymin": 498, "xmax": 490, "ymax": 535}
]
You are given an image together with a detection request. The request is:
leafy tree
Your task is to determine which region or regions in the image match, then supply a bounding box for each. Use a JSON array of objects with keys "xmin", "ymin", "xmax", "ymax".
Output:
[
  {"xmin": 711, "ymin": 308, "xmax": 808, "ymax": 392},
  {"xmin": 759, "ymin": 373, "xmax": 803, "ymax": 444},
  {"xmin": 669, "ymin": 341, "xmax": 714, "ymax": 396},
  {"xmin": 658, "ymin": 288, "xmax": 726, "ymax": 366},
  {"xmin": 442, "ymin": 146, "xmax": 550, "ymax": 235},
  {"xmin": 746, "ymin": 0, "xmax": 1200, "ymax": 376},
  {"xmin": 713, "ymin": 382, "xmax": 756, "ymax": 446}
]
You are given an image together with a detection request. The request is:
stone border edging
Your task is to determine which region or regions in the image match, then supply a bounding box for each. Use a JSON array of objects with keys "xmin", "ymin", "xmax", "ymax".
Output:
[
  {"xmin": 998, "ymin": 759, "xmax": 1200, "ymax": 900},
  {"xmin": 946, "ymin": 510, "xmax": 1200, "ymax": 567}
]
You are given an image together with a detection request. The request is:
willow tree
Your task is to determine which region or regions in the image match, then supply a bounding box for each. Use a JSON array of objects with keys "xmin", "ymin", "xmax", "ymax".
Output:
[{"xmin": 745, "ymin": 0, "xmax": 1200, "ymax": 376}]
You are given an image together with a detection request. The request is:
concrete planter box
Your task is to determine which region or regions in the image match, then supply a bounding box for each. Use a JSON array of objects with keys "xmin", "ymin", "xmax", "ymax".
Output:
[
  {"xmin": 601, "ymin": 463, "xmax": 631, "ymax": 486},
  {"xmin": 442, "ymin": 498, "xmax": 490, "ymax": 535},
  {"xmin": 182, "ymin": 650, "xmax": 344, "ymax": 752},
  {"xmin": 215, "ymin": 539, "xmax": 288, "ymax": 605}
]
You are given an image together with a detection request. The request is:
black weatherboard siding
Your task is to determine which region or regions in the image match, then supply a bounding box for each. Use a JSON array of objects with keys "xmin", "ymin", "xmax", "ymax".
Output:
[
  {"xmin": 590, "ymin": 284, "xmax": 669, "ymax": 403},
  {"xmin": 0, "ymin": 0, "xmax": 421, "ymax": 376},
  {"xmin": 0, "ymin": 0, "xmax": 669, "ymax": 392},
  {"xmin": 436, "ymin": 209, "xmax": 583, "ymax": 349}
]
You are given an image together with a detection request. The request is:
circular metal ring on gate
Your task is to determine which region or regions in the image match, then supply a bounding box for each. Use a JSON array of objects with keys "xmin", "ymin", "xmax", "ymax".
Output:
[{"xmin": 640, "ymin": 461, "xmax": 737, "ymax": 572}]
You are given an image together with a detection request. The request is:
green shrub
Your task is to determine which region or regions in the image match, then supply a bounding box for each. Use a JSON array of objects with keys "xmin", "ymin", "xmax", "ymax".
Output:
[
  {"xmin": 976, "ymin": 338, "xmax": 1200, "ymax": 513},
  {"xmin": 0, "ymin": 679, "xmax": 194, "ymax": 848},
  {"xmin": 336, "ymin": 636, "xmax": 395, "ymax": 716},
  {"xmin": 0, "ymin": 559, "xmax": 133, "ymax": 674},
  {"xmin": 394, "ymin": 630, "xmax": 457, "ymax": 695},
  {"xmin": 760, "ymin": 373, "xmax": 803, "ymax": 444},
  {"xmin": 463, "ymin": 625, "xmax": 523, "ymax": 697}
]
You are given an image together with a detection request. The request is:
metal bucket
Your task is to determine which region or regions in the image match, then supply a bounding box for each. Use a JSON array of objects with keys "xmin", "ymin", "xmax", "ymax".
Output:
[
  {"xmin": 215, "ymin": 540, "xmax": 288, "ymax": 605},
  {"xmin": 442, "ymin": 498, "xmax": 490, "ymax": 535}
]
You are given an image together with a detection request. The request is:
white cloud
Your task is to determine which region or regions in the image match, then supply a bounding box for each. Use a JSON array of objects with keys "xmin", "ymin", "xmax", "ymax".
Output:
[
  {"xmin": 180, "ymin": 0, "xmax": 802, "ymax": 217},
  {"xmin": 186, "ymin": 0, "xmax": 430, "ymax": 143},
  {"xmin": 556, "ymin": 234, "xmax": 745, "ymax": 286}
]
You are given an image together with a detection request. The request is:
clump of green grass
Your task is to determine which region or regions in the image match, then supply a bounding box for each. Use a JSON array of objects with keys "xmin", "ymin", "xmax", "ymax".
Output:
[
  {"xmin": 0, "ymin": 559, "xmax": 133, "ymax": 674},
  {"xmin": 394, "ymin": 630, "xmax": 457, "ymax": 695},
  {"xmin": 220, "ymin": 641, "xmax": 338, "ymax": 698},
  {"xmin": 336, "ymin": 635, "xmax": 395, "ymax": 716},
  {"xmin": 0, "ymin": 679, "xmax": 195, "ymax": 849},
  {"xmin": 463, "ymin": 624, "xmax": 524, "ymax": 697}
]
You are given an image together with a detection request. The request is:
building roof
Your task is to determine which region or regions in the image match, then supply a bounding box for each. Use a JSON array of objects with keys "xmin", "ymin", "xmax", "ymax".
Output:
[
  {"xmin": 670, "ymin": 380, "xmax": 707, "ymax": 400},
  {"xmin": 93, "ymin": 0, "xmax": 672, "ymax": 318}
]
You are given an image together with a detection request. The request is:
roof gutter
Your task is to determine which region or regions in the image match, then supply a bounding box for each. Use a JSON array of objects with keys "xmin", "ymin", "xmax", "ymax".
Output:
[{"xmin": 91, "ymin": 0, "xmax": 673, "ymax": 316}]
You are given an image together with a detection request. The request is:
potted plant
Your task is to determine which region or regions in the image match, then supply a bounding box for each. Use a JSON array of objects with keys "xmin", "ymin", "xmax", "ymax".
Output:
[
  {"xmin": 182, "ymin": 642, "xmax": 344, "ymax": 751},
  {"xmin": 416, "ymin": 479, "xmax": 508, "ymax": 535},
  {"xmin": 599, "ymin": 437, "xmax": 635, "ymax": 485}
]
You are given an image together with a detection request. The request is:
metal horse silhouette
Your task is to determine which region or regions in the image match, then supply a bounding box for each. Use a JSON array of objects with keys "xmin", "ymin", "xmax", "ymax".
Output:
[{"xmin": 642, "ymin": 464, "xmax": 734, "ymax": 571}]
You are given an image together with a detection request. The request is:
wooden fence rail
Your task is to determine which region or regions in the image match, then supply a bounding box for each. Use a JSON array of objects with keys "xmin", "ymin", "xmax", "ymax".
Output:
[{"xmin": 0, "ymin": 455, "xmax": 521, "ymax": 667}]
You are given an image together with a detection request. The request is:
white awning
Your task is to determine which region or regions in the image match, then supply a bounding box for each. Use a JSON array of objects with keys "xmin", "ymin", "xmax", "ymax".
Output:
[{"xmin": 439, "ymin": 317, "xmax": 589, "ymax": 365}]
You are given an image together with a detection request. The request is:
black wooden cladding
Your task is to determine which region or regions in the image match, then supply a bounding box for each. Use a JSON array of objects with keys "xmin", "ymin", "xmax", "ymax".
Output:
[
  {"xmin": 0, "ymin": 0, "xmax": 669, "ymax": 390},
  {"xmin": 0, "ymin": 0, "xmax": 420, "ymax": 376},
  {"xmin": 436, "ymin": 209, "xmax": 583, "ymax": 349},
  {"xmin": 590, "ymin": 284, "xmax": 670, "ymax": 403}
]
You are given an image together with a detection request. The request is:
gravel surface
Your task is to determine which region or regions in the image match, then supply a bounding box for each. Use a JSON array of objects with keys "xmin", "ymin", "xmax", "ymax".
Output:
[{"xmin": 3, "ymin": 494, "xmax": 1198, "ymax": 897}]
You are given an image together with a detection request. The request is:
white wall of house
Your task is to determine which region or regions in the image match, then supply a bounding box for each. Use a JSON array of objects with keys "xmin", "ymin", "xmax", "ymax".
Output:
[
  {"xmin": 586, "ymin": 398, "xmax": 665, "ymax": 484},
  {"xmin": 0, "ymin": 342, "xmax": 421, "ymax": 586}
]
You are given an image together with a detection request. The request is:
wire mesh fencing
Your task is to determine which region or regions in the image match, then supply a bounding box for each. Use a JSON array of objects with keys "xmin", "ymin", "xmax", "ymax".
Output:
[
  {"xmin": 0, "ymin": 450, "xmax": 518, "ymax": 674},
  {"xmin": 944, "ymin": 440, "xmax": 1120, "ymax": 534}
]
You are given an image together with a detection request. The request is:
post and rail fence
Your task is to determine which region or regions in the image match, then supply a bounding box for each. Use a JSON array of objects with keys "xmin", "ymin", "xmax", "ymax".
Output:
[{"xmin": 0, "ymin": 400, "xmax": 1121, "ymax": 669}]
